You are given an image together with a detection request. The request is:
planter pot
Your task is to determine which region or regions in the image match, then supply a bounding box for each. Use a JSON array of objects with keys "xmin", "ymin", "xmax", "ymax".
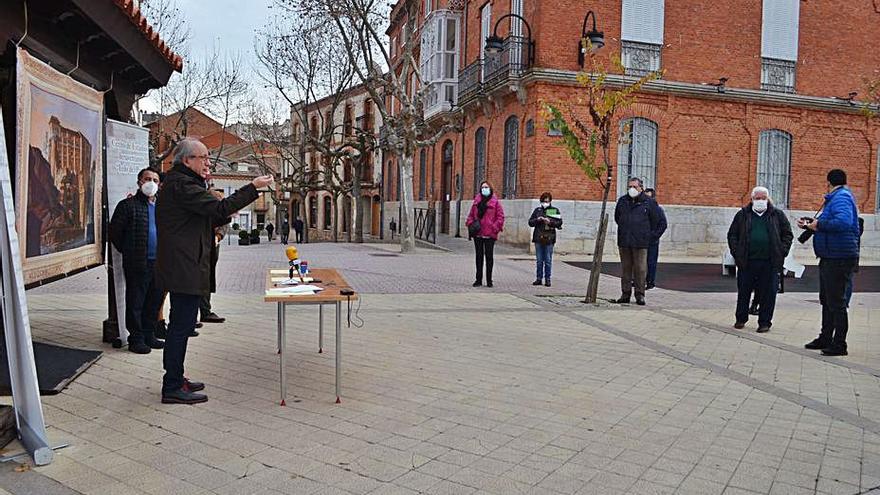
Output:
[
  {"xmin": 238, "ymin": 239, "xmax": 250, "ymax": 246},
  {"xmin": 250, "ymin": 236, "xmax": 260, "ymax": 244}
]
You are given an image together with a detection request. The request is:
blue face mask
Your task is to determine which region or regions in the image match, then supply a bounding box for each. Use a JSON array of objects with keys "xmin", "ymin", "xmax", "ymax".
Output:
[{"xmin": 481, "ymin": 187, "xmax": 491, "ymax": 197}]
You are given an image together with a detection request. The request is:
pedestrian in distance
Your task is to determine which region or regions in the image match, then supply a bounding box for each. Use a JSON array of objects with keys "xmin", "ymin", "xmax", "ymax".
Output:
[
  {"xmin": 613, "ymin": 177, "xmax": 662, "ymax": 305},
  {"xmin": 466, "ymin": 181, "xmax": 505, "ymax": 288},
  {"xmin": 528, "ymin": 192, "xmax": 563, "ymax": 287},
  {"xmin": 801, "ymin": 169, "xmax": 861, "ymax": 357},
  {"xmin": 642, "ymin": 187, "xmax": 667, "ymax": 290},
  {"xmin": 727, "ymin": 186, "xmax": 793, "ymax": 333},
  {"xmin": 280, "ymin": 219, "xmax": 290, "ymax": 244},
  {"xmin": 108, "ymin": 168, "xmax": 165, "ymax": 354},
  {"xmin": 293, "ymin": 217, "xmax": 304, "ymax": 243},
  {"xmin": 266, "ymin": 221, "xmax": 274, "ymax": 241},
  {"xmin": 156, "ymin": 137, "xmax": 273, "ymax": 404}
]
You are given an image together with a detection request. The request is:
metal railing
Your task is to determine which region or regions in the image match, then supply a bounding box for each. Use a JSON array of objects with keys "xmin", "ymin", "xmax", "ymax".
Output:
[
  {"xmin": 621, "ymin": 40, "xmax": 662, "ymax": 77},
  {"xmin": 458, "ymin": 60, "xmax": 483, "ymax": 103},
  {"xmin": 414, "ymin": 207, "xmax": 436, "ymax": 244},
  {"xmin": 761, "ymin": 58, "xmax": 796, "ymax": 93},
  {"xmin": 484, "ymin": 35, "xmax": 533, "ymax": 88}
]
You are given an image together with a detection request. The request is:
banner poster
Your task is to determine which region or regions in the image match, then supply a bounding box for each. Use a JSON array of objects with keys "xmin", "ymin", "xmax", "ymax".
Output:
[
  {"xmin": 15, "ymin": 48, "xmax": 104, "ymax": 286},
  {"xmin": 106, "ymin": 119, "xmax": 149, "ymax": 344}
]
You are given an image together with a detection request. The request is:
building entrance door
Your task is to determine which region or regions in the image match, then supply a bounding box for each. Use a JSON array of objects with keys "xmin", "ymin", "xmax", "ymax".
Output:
[{"xmin": 440, "ymin": 141, "xmax": 453, "ymax": 234}]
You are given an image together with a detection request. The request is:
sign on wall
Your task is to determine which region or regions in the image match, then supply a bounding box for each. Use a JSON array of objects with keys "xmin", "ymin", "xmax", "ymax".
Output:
[{"xmin": 15, "ymin": 48, "xmax": 104, "ymax": 286}]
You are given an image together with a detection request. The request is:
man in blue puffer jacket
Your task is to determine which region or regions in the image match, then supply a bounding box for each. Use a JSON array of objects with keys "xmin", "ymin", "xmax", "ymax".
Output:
[{"xmin": 800, "ymin": 169, "xmax": 860, "ymax": 357}]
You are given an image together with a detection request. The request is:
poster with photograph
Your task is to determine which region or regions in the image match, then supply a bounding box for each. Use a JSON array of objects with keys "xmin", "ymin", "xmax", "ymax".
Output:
[{"xmin": 15, "ymin": 48, "xmax": 104, "ymax": 285}]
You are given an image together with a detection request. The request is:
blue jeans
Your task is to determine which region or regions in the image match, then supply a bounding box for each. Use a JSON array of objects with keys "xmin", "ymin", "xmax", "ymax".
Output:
[
  {"xmin": 735, "ymin": 259, "xmax": 778, "ymax": 328},
  {"xmin": 647, "ymin": 242, "xmax": 659, "ymax": 285},
  {"xmin": 535, "ymin": 243, "xmax": 554, "ymax": 281},
  {"xmin": 162, "ymin": 293, "xmax": 200, "ymax": 394}
]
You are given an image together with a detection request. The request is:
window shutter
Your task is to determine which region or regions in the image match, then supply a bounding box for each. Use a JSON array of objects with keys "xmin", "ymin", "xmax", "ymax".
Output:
[
  {"xmin": 621, "ymin": 0, "xmax": 665, "ymax": 44},
  {"xmin": 761, "ymin": 0, "xmax": 799, "ymax": 61}
]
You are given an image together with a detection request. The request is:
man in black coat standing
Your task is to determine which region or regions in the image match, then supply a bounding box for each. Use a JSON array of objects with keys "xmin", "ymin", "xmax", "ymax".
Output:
[
  {"xmin": 614, "ymin": 177, "xmax": 662, "ymax": 305},
  {"xmin": 727, "ymin": 186, "xmax": 793, "ymax": 333},
  {"xmin": 156, "ymin": 138, "xmax": 273, "ymax": 404},
  {"xmin": 109, "ymin": 168, "xmax": 164, "ymax": 354}
]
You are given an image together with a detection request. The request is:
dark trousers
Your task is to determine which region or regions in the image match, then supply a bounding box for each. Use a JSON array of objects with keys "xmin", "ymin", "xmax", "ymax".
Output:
[
  {"xmin": 162, "ymin": 293, "xmax": 200, "ymax": 394},
  {"xmin": 267, "ymin": 230, "xmax": 274, "ymax": 241},
  {"xmin": 295, "ymin": 230, "xmax": 303, "ymax": 243},
  {"xmin": 281, "ymin": 233, "xmax": 289, "ymax": 244},
  {"xmin": 124, "ymin": 260, "xmax": 163, "ymax": 345},
  {"xmin": 474, "ymin": 237, "xmax": 495, "ymax": 283},
  {"xmin": 735, "ymin": 259, "xmax": 778, "ymax": 327},
  {"xmin": 647, "ymin": 242, "xmax": 660, "ymax": 285},
  {"xmin": 818, "ymin": 258, "xmax": 857, "ymax": 348},
  {"xmin": 199, "ymin": 294, "xmax": 212, "ymax": 318},
  {"xmin": 535, "ymin": 243, "xmax": 553, "ymax": 281},
  {"xmin": 619, "ymin": 247, "xmax": 648, "ymax": 297}
]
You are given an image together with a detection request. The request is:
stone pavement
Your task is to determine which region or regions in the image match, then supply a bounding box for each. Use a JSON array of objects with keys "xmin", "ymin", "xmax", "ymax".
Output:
[{"xmin": 5, "ymin": 237, "xmax": 880, "ymax": 495}]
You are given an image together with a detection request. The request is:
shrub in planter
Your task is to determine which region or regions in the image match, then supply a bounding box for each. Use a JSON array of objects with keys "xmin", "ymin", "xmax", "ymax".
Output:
[
  {"xmin": 232, "ymin": 223, "xmax": 240, "ymax": 231},
  {"xmin": 250, "ymin": 228, "xmax": 261, "ymax": 244},
  {"xmin": 238, "ymin": 230, "xmax": 250, "ymax": 246}
]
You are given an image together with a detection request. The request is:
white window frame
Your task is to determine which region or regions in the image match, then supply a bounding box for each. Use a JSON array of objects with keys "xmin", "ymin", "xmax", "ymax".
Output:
[
  {"xmin": 419, "ymin": 9, "xmax": 460, "ymax": 117},
  {"xmin": 617, "ymin": 117, "xmax": 659, "ymax": 197},
  {"xmin": 761, "ymin": 0, "xmax": 799, "ymax": 62},
  {"xmin": 757, "ymin": 129, "xmax": 793, "ymax": 209},
  {"xmin": 621, "ymin": 0, "xmax": 665, "ymax": 45},
  {"xmin": 480, "ymin": 4, "xmax": 491, "ymax": 83}
]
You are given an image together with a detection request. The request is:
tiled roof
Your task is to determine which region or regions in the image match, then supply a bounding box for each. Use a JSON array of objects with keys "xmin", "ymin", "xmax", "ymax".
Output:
[{"xmin": 112, "ymin": 0, "xmax": 184, "ymax": 72}]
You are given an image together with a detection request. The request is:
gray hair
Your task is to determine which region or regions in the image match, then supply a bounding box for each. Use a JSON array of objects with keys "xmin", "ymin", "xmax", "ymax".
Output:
[
  {"xmin": 627, "ymin": 177, "xmax": 643, "ymax": 187},
  {"xmin": 751, "ymin": 186, "xmax": 771, "ymax": 201},
  {"xmin": 172, "ymin": 138, "xmax": 204, "ymax": 167}
]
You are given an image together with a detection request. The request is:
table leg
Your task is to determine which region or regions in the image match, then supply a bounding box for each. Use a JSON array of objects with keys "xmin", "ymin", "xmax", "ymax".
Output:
[
  {"xmin": 335, "ymin": 301, "xmax": 341, "ymax": 404},
  {"xmin": 276, "ymin": 303, "xmax": 282, "ymax": 354},
  {"xmin": 279, "ymin": 302, "xmax": 287, "ymax": 406},
  {"xmin": 318, "ymin": 305, "xmax": 324, "ymax": 353}
]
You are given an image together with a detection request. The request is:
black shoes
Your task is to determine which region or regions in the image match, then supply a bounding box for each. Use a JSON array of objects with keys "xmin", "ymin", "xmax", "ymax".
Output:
[
  {"xmin": 532, "ymin": 279, "xmax": 542, "ymax": 286},
  {"xmin": 201, "ymin": 313, "xmax": 226, "ymax": 324},
  {"xmin": 614, "ymin": 296, "xmax": 631, "ymax": 304},
  {"xmin": 128, "ymin": 342, "xmax": 151, "ymax": 354},
  {"xmin": 646, "ymin": 282, "xmax": 655, "ymax": 290},
  {"xmin": 473, "ymin": 281, "xmax": 482, "ymax": 287},
  {"xmin": 189, "ymin": 330, "xmax": 199, "ymax": 337},
  {"xmin": 146, "ymin": 337, "xmax": 165, "ymax": 349},
  {"xmin": 734, "ymin": 321, "xmax": 746, "ymax": 329},
  {"xmin": 748, "ymin": 303, "xmax": 760, "ymax": 316},
  {"xmin": 635, "ymin": 296, "xmax": 646, "ymax": 306},
  {"xmin": 545, "ymin": 280, "xmax": 551, "ymax": 287},
  {"xmin": 161, "ymin": 388, "xmax": 208, "ymax": 405},
  {"xmin": 487, "ymin": 281, "xmax": 493, "ymax": 288},
  {"xmin": 805, "ymin": 338, "xmax": 830, "ymax": 350},
  {"xmin": 821, "ymin": 346, "xmax": 848, "ymax": 357},
  {"xmin": 195, "ymin": 322, "xmax": 203, "ymax": 329},
  {"xmin": 183, "ymin": 378, "xmax": 205, "ymax": 392},
  {"xmin": 155, "ymin": 320, "xmax": 167, "ymax": 339},
  {"xmin": 757, "ymin": 326, "xmax": 770, "ymax": 333}
]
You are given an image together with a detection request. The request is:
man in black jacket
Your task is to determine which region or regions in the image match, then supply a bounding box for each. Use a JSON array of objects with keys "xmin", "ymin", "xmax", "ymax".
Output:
[
  {"xmin": 109, "ymin": 168, "xmax": 165, "ymax": 354},
  {"xmin": 614, "ymin": 177, "xmax": 662, "ymax": 305},
  {"xmin": 156, "ymin": 138, "xmax": 273, "ymax": 404},
  {"xmin": 643, "ymin": 188, "xmax": 668, "ymax": 289},
  {"xmin": 727, "ymin": 186, "xmax": 793, "ymax": 333}
]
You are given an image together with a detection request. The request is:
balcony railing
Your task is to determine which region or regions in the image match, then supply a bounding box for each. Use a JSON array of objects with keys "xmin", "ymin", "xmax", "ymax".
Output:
[
  {"xmin": 761, "ymin": 58, "xmax": 796, "ymax": 93},
  {"xmin": 458, "ymin": 60, "xmax": 482, "ymax": 103},
  {"xmin": 621, "ymin": 40, "xmax": 661, "ymax": 77},
  {"xmin": 483, "ymin": 35, "xmax": 533, "ymax": 88}
]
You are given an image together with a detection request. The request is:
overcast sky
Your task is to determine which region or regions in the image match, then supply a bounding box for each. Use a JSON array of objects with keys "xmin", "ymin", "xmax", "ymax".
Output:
[{"xmin": 140, "ymin": 0, "xmax": 274, "ymax": 115}]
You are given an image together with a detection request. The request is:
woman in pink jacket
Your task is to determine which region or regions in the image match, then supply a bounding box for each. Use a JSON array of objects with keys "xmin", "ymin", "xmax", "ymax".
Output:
[{"xmin": 466, "ymin": 181, "xmax": 505, "ymax": 287}]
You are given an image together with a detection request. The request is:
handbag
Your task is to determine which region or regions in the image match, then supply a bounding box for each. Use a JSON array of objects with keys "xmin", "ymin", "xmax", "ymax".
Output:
[{"xmin": 468, "ymin": 218, "xmax": 481, "ymax": 238}]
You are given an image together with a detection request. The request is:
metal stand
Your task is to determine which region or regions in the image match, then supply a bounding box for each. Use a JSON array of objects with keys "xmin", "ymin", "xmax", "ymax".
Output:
[{"xmin": 318, "ymin": 305, "xmax": 323, "ymax": 353}]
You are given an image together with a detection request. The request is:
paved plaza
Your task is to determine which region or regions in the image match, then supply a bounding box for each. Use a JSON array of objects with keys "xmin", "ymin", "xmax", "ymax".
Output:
[{"xmin": 3, "ymin": 237, "xmax": 880, "ymax": 495}]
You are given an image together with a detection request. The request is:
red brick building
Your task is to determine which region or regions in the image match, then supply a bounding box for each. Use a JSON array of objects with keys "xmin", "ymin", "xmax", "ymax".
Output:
[
  {"xmin": 384, "ymin": 0, "xmax": 880, "ymax": 259},
  {"xmin": 146, "ymin": 108, "xmax": 242, "ymax": 171}
]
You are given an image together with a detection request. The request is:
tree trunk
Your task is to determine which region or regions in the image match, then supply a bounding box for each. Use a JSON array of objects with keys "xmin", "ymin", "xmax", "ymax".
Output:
[
  {"xmin": 300, "ymin": 192, "xmax": 309, "ymax": 243},
  {"xmin": 585, "ymin": 152, "xmax": 615, "ymax": 304},
  {"xmin": 398, "ymin": 152, "xmax": 416, "ymax": 253},
  {"xmin": 344, "ymin": 196, "xmax": 352, "ymax": 243},
  {"xmin": 353, "ymin": 163, "xmax": 364, "ymax": 243},
  {"xmin": 332, "ymin": 194, "xmax": 339, "ymax": 243}
]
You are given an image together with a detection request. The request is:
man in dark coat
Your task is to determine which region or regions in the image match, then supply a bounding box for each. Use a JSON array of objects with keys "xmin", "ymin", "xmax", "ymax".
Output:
[
  {"xmin": 266, "ymin": 221, "xmax": 275, "ymax": 241},
  {"xmin": 280, "ymin": 219, "xmax": 290, "ymax": 244},
  {"xmin": 613, "ymin": 177, "xmax": 662, "ymax": 305},
  {"xmin": 643, "ymin": 188, "xmax": 668, "ymax": 289},
  {"xmin": 156, "ymin": 138, "xmax": 273, "ymax": 404},
  {"xmin": 293, "ymin": 218, "xmax": 304, "ymax": 243},
  {"xmin": 109, "ymin": 168, "xmax": 164, "ymax": 354},
  {"xmin": 727, "ymin": 186, "xmax": 793, "ymax": 333}
]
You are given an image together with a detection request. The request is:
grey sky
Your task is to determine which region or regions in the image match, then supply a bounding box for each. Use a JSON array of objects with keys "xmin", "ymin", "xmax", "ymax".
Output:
[{"xmin": 140, "ymin": 0, "xmax": 274, "ymax": 114}]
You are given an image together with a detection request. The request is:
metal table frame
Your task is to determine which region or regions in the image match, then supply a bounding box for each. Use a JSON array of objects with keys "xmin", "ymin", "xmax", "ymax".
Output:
[{"xmin": 276, "ymin": 300, "xmax": 342, "ymax": 405}]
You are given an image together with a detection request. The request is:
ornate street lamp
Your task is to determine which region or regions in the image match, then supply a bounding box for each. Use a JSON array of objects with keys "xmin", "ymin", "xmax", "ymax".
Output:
[
  {"xmin": 578, "ymin": 10, "xmax": 604, "ymax": 67},
  {"xmin": 484, "ymin": 13, "xmax": 535, "ymax": 65}
]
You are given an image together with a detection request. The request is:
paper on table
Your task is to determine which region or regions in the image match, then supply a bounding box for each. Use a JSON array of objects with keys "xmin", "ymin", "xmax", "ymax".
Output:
[
  {"xmin": 265, "ymin": 284, "xmax": 325, "ymax": 296},
  {"xmin": 271, "ymin": 277, "xmax": 314, "ymax": 284}
]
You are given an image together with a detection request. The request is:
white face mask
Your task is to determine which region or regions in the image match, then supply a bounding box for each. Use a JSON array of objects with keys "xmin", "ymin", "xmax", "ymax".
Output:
[
  {"xmin": 752, "ymin": 199, "xmax": 768, "ymax": 212},
  {"xmin": 541, "ymin": 202, "xmax": 550, "ymax": 208},
  {"xmin": 481, "ymin": 187, "xmax": 491, "ymax": 197},
  {"xmin": 140, "ymin": 181, "xmax": 159, "ymax": 197},
  {"xmin": 627, "ymin": 187, "xmax": 639, "ymax": 198}
]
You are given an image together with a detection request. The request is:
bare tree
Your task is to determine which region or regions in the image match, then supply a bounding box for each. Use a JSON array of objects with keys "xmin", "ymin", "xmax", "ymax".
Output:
[
  {"xmin": 137, "ymin": 0, "xmax": 191, "ymax": 57},
  {"xmin": 278, "ymin": 0, "xmax": 460, "ymax": 253}
]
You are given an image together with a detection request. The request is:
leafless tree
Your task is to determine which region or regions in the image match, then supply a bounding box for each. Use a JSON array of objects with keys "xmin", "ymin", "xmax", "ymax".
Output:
[
  {"xmin": 276, "ymin": 0, "xmax": 460, "ymax": 253},
  {"xmin": 137, "ymin": 0, "xmax": 191, "ymax": 57}
]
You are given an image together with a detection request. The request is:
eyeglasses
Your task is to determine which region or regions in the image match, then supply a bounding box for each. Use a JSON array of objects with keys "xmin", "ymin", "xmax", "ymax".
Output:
[{"xmin": 188, "ymin": 155, "xmax": 210, "ymax": 161}]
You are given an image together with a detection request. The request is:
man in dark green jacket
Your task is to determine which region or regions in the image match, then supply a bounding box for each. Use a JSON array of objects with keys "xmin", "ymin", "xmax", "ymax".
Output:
[{"xmin": 156, "ymin": 138, "xmax": 273, "ymax": 404}]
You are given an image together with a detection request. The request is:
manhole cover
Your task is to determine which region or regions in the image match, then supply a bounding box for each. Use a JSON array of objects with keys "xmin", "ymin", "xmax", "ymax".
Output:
[{"xmin": 369, "ymin": 253, "xmax": 400, "ymax": 257}]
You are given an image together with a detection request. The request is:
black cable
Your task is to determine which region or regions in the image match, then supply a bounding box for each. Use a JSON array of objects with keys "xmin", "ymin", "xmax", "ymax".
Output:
[{"xmin": 346, "ymin": 294, "xmax": 364, "ymax": 328}]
